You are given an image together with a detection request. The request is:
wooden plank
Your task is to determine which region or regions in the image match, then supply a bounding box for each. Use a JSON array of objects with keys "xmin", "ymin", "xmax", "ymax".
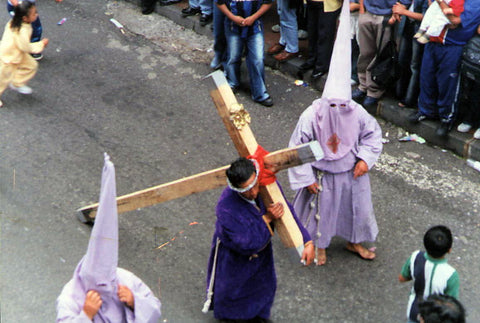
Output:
[
  {"xmin": 207, "ymin": 71, "xmax": 305, "ymax": 251},
  {"xmin": 76, "ymin": 143, "xmax": 322, "ymax": 223}
]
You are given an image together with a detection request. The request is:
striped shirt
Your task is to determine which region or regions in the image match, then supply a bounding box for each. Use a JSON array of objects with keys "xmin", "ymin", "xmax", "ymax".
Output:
[{"xmin": 401, "ymin": 250, "xmax": 460, "ymax": 321}]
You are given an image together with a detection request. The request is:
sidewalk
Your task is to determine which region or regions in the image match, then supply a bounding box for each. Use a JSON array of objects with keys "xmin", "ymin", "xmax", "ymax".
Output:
[{"xmin": 129, "ymin": 0, "xmax": 480, "ymax": 163}]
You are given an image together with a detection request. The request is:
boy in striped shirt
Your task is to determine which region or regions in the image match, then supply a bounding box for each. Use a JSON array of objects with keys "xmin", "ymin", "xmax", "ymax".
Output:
[{"xmin": 399, "ymin": 225, "xmax": 460, "ymax": 323}]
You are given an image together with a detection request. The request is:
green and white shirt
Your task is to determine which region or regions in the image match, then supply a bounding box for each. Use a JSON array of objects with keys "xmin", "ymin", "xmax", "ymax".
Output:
[{"xmin": 401, "ymin": 250, "xmax": 460, "ymax": 321}]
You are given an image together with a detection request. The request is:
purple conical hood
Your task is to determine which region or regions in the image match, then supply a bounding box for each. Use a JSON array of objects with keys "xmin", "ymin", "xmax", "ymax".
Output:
[
  {"xmin": 322, "ymin": 0, "xmax": 352, "ymax": 100},
  {"xmin": 79, "ymin": 153, "xmax": 118, "ymax": 295}
]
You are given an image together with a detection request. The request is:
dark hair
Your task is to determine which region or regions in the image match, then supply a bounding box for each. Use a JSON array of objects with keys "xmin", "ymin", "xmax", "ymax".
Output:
[
  {"xmin": 424, "ymin": 225, "xmax": 453, "ymax": 258},
  {"xmin": 11, "ymin": 1, "xmax": 35, "ymax": 31},
  {"xmin": 226, "ymin": 158, "xmax": 255, "ymax": 188},
  {"xmin": 419, "ymin": 294, "xmax": 465, "ymax": 323}
]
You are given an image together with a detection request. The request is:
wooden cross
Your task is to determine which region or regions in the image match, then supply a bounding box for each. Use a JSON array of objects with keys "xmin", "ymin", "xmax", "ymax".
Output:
[{"xmin": 77, "ymin": 71, "xmax": 323, "ymax": 256}]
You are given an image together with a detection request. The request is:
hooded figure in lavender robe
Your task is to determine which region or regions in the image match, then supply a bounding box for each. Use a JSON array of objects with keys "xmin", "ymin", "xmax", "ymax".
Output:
[
  {"xmin": 56, "ymin": 153, "xmax": 162, "ymax": 322},
  {"xmin": 204, "ymin": 158, "xmax": 312, "ymax": 321},
  {"xmin": 288, "ymin": 0, "xmax": 383, "ymax": 266}
]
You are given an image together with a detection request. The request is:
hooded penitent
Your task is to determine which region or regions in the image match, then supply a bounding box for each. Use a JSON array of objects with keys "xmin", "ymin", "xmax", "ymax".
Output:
[
  {"xmin": 313, "ymin": 0, "xmax": 362, "ymax": 161},
  {"xmin": 74, "ymin": 153, "xmax": 125, "ymax": 321}
]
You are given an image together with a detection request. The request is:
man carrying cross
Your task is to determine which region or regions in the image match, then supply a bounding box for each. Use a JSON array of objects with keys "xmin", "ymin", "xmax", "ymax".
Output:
[{"xmin": 203, "ymin": 157, "xmax": 314, "ymax": 322}]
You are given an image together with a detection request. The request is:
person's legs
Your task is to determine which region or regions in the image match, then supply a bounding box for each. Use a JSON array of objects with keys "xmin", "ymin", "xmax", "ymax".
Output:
[
  {"xmin": 403, "ymin": 38, "xmax": 424, "ymax": 107},
  {"xmin": 396, "ymin": 20, "xmax": 414, "ymax": 103},
  {"xmin": 211, "ymin": 6, "xmax": 227, "ymax": 69},
  {"xmin": 417, "ymin": 43, "xmax": 439, "ymax": 119},
  {"xmin": 224, "ymin": 29, "xmax": 243, "ymax": 90},
  {"xmin": 357, "ymin": 12, "xmax": 377, "ymax": 94},
  {"xmin": 11, "ymin": 56, "xmax": 38, "ymax": 88},
  {"xmin": 436, "ymin": 45, "xmax": 463, "ymax": 123},
  {"xmin": 304, "ymin": 1, "xmax": 319, "ymax": 68},
  {"xmin": 245, "ymin": 32, "xmax": 269, "ymax": 102},
  {"xmin": 277, "ymin": 0, "xmax": 298, "ymax": 53},
  {"xmin": 312, "ymin": 5, "xmax": 339, "ymax": 74}
]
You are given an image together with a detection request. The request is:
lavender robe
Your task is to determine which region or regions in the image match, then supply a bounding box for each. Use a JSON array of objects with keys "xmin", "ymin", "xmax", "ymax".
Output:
[
  {"xmin": 56, "ymin": 267, "xmax": 162, "ymax": 323},
  {"xmin": 288, "ymin": 101, "xmax": 382, "ymax": 249},
  {"xmin": 206, "ymin": 184, "xmax": 310, "ymax": 320}
]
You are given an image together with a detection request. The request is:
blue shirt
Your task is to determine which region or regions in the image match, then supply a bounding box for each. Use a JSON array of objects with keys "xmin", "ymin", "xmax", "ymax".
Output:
[
  {"xmin": 216, "ymin": 0, "xmax": 273, "ymax": 38},
  {"xmin": 443, "ymin": 0, "xmax": 480, "ymax": 46},
  {"xmin": 363, "ymin": 0, "xmax": 411, "ymax": 15}
]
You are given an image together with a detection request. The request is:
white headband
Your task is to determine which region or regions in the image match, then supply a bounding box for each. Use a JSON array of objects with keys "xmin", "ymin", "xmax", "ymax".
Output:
[{"xmin": 227, "ymin": 159, "xmax": 260, "ymax": 193}]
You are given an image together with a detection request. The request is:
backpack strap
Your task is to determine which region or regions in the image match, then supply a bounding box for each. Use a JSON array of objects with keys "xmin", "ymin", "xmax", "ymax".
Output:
[{"xmin": 410, "ymin": 251, "xmax": 427, "ymax": 322}]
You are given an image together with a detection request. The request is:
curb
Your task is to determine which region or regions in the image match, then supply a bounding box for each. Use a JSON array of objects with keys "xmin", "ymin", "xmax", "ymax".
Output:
[{"xmin": 128, "ymin": 0, "xmax": 480, "ymax": 163}]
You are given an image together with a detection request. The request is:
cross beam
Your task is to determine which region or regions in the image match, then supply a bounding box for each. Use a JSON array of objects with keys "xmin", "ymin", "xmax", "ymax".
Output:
[{"xmin": 77, "ymin": 71, "xmax": 323, "ymax": 256}]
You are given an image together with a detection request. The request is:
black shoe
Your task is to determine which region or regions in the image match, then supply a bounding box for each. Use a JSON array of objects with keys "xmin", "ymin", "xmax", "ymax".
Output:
[
  {"xmin": 141, "ymin": 5, "xmax": 155, "ymax": 14},
  {"xmin": 199, "ymin": 14, "xmax": 212, "ymax": 26},
  {"xmin": 352, "ymin": 88, "xmax": 366, "ymax": 103},
  {"xmin": 299, "ymin": 61, "xmax": 314, "ymax": 71},
  {"xmin": 408, "ymin": 111, "xmax": 427, "ymax": 124},
  {"xmin": 181, "ymin": 6, "xmax": 201, "ymax": 17},
  {"xmin": 256, "ymin": 96, "xmax": 274, "ymax": 107},
  {"xmin": 311, "ymin": 70, "xmax": 326, "ymax": 81},
  {"xmin": 436, "ymin": 120, "xmax": 451, "ymax": 138}
]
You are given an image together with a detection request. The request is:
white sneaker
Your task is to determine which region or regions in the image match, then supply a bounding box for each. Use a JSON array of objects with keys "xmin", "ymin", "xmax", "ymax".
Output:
[
  {"xmin": 9, "ymin": 84, "xmax": 32, "ymax": 94},
  {"xmin": 271, "ymin": 24, "xmax": 280, "ymax": 33},
  {"xmin": 457, "ymin": 123, "xmax": 472, "ymax": 133},
  {"xmin": 474, "ymin": 128, "xmax": 480, "ymax": 139}
]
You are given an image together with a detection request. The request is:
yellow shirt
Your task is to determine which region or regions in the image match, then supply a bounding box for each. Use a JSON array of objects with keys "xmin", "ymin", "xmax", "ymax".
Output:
[
  {"xmin": 309, "ymin": 0, "xmax": 342, "ymax": 12},
  {"xmin": 0, "ymin": 21, "xmax": 44, "ymax": 64}
]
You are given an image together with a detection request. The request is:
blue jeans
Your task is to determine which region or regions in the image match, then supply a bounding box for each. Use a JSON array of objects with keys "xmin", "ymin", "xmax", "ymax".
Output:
[
  {"xmin": 224, "ymin": 30, "xmax": 269, "ymax": 102},
  {"xmin": 189, "ymin": 0, "xmax": 212, "ymax": 15},
  {"xmin": 7, "ymin": 2, "xmax": 42, "ymax": 42},
  {"xmin": 212, "ymin": 5, "xmax": 226, "ymax": 67},
  {"xmin": 418, "ymin": 42, "xmax": 463, "ymax": 121},
  {"xmin": 277, "ymin": 0, "xmax": 298, "ymax": 53}
]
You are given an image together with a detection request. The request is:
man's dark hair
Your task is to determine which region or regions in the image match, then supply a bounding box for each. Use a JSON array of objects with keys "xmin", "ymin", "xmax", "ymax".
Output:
[
  {"xmin": 419, "ymin": 294, "xmax": 465, "ymax": 323},
  {"xmin": 11, "ymin": 1, "xmax": 35, "ymax": 31},
  {"xmin": 424, "ymin": 225, "xmax": 453, "ymax": 258},
  {"xmin": 226, "ymin": 158, "xmax": 255, "ymax": 188}
]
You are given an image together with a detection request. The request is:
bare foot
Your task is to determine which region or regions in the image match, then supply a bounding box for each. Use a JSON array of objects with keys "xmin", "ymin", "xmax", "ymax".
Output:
[
  {"xmin": 315, "ymin": 248, "xmax": 327, "ymax": 266},
  {"xmin": 398, "ymin": 102, "xmax": 405, "ymax": 108},
  {"xmin": 346, "ymin": 243, "xmax": 375, "ymax": 260}
]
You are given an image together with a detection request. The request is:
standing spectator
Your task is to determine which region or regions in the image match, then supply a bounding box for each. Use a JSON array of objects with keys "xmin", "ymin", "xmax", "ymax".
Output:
[
  {"xmin": 399, "ymin": 225, "xmax": 460, "ymax": 323},
  {"xmin": 141, "ymin": 0, "xmax": 182, "ymax": 14},
  {"xmin": 182, "ymin": 0, "xmax": 213, "ymax": 27},
  {"xmin": 352, "ymin": 0, "xmax": 412, "ymax": 108},
  {"xmin": 408, "ymin": 0, "xmax": 480, "ymax": 137},
  {"xmin": 456, "ymin": 27, "xmax": 480, "ymax": 139},
  {"xmin": 267, "ymin": 0, "xmax": 300, "ymax": 62},
  {"xmin": 7, "ymin": 0, "xmax": 43, "ymax": 60},
  {"xmin": 0, "ymin": 1, "xmax": 48, "ymax": 108},
  {"xmin": 393, "ymin": 0, "xmax": 428, "ymax": 109},
  {"xmin": 216, "ymin": 0, "xmax": 274, "ymax": 107},
  {"xmin": 299, "ymin": 0, "xmax": 342, "ymax": 81}
]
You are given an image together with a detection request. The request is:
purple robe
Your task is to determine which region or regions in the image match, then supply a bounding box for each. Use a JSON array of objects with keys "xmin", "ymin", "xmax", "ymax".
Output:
[
  {"xmin": 288, "ymin": 99, "xmax": 382, "ymax": 249},
  {"xmin": 206, "ymin": 183, "xmax": 310, "ymax": 320},
  {"xmin": 56, "ymin": 154, "xmax": 161, "ymax": 322},
  {"xmin": 56, "ymin": 267, "xmax": 162, "ymax": 323}
]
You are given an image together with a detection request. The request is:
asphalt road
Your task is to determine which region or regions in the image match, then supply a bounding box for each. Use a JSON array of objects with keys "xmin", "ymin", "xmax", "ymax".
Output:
[{"xmin": 1, "ymin": 0, "xmax": 479, "ymax": 322}]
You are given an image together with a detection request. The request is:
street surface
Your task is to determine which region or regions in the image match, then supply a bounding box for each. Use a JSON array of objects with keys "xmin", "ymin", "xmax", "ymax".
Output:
[{"xmin": 1, "ymin": 0, "xmax": 479, "ymax": 322}]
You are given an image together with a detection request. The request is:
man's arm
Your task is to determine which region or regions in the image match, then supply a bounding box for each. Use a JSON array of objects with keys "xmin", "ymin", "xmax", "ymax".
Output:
[{"xmin": 392, "ymin": 2, "xmax": 424, "ymax": 21}]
